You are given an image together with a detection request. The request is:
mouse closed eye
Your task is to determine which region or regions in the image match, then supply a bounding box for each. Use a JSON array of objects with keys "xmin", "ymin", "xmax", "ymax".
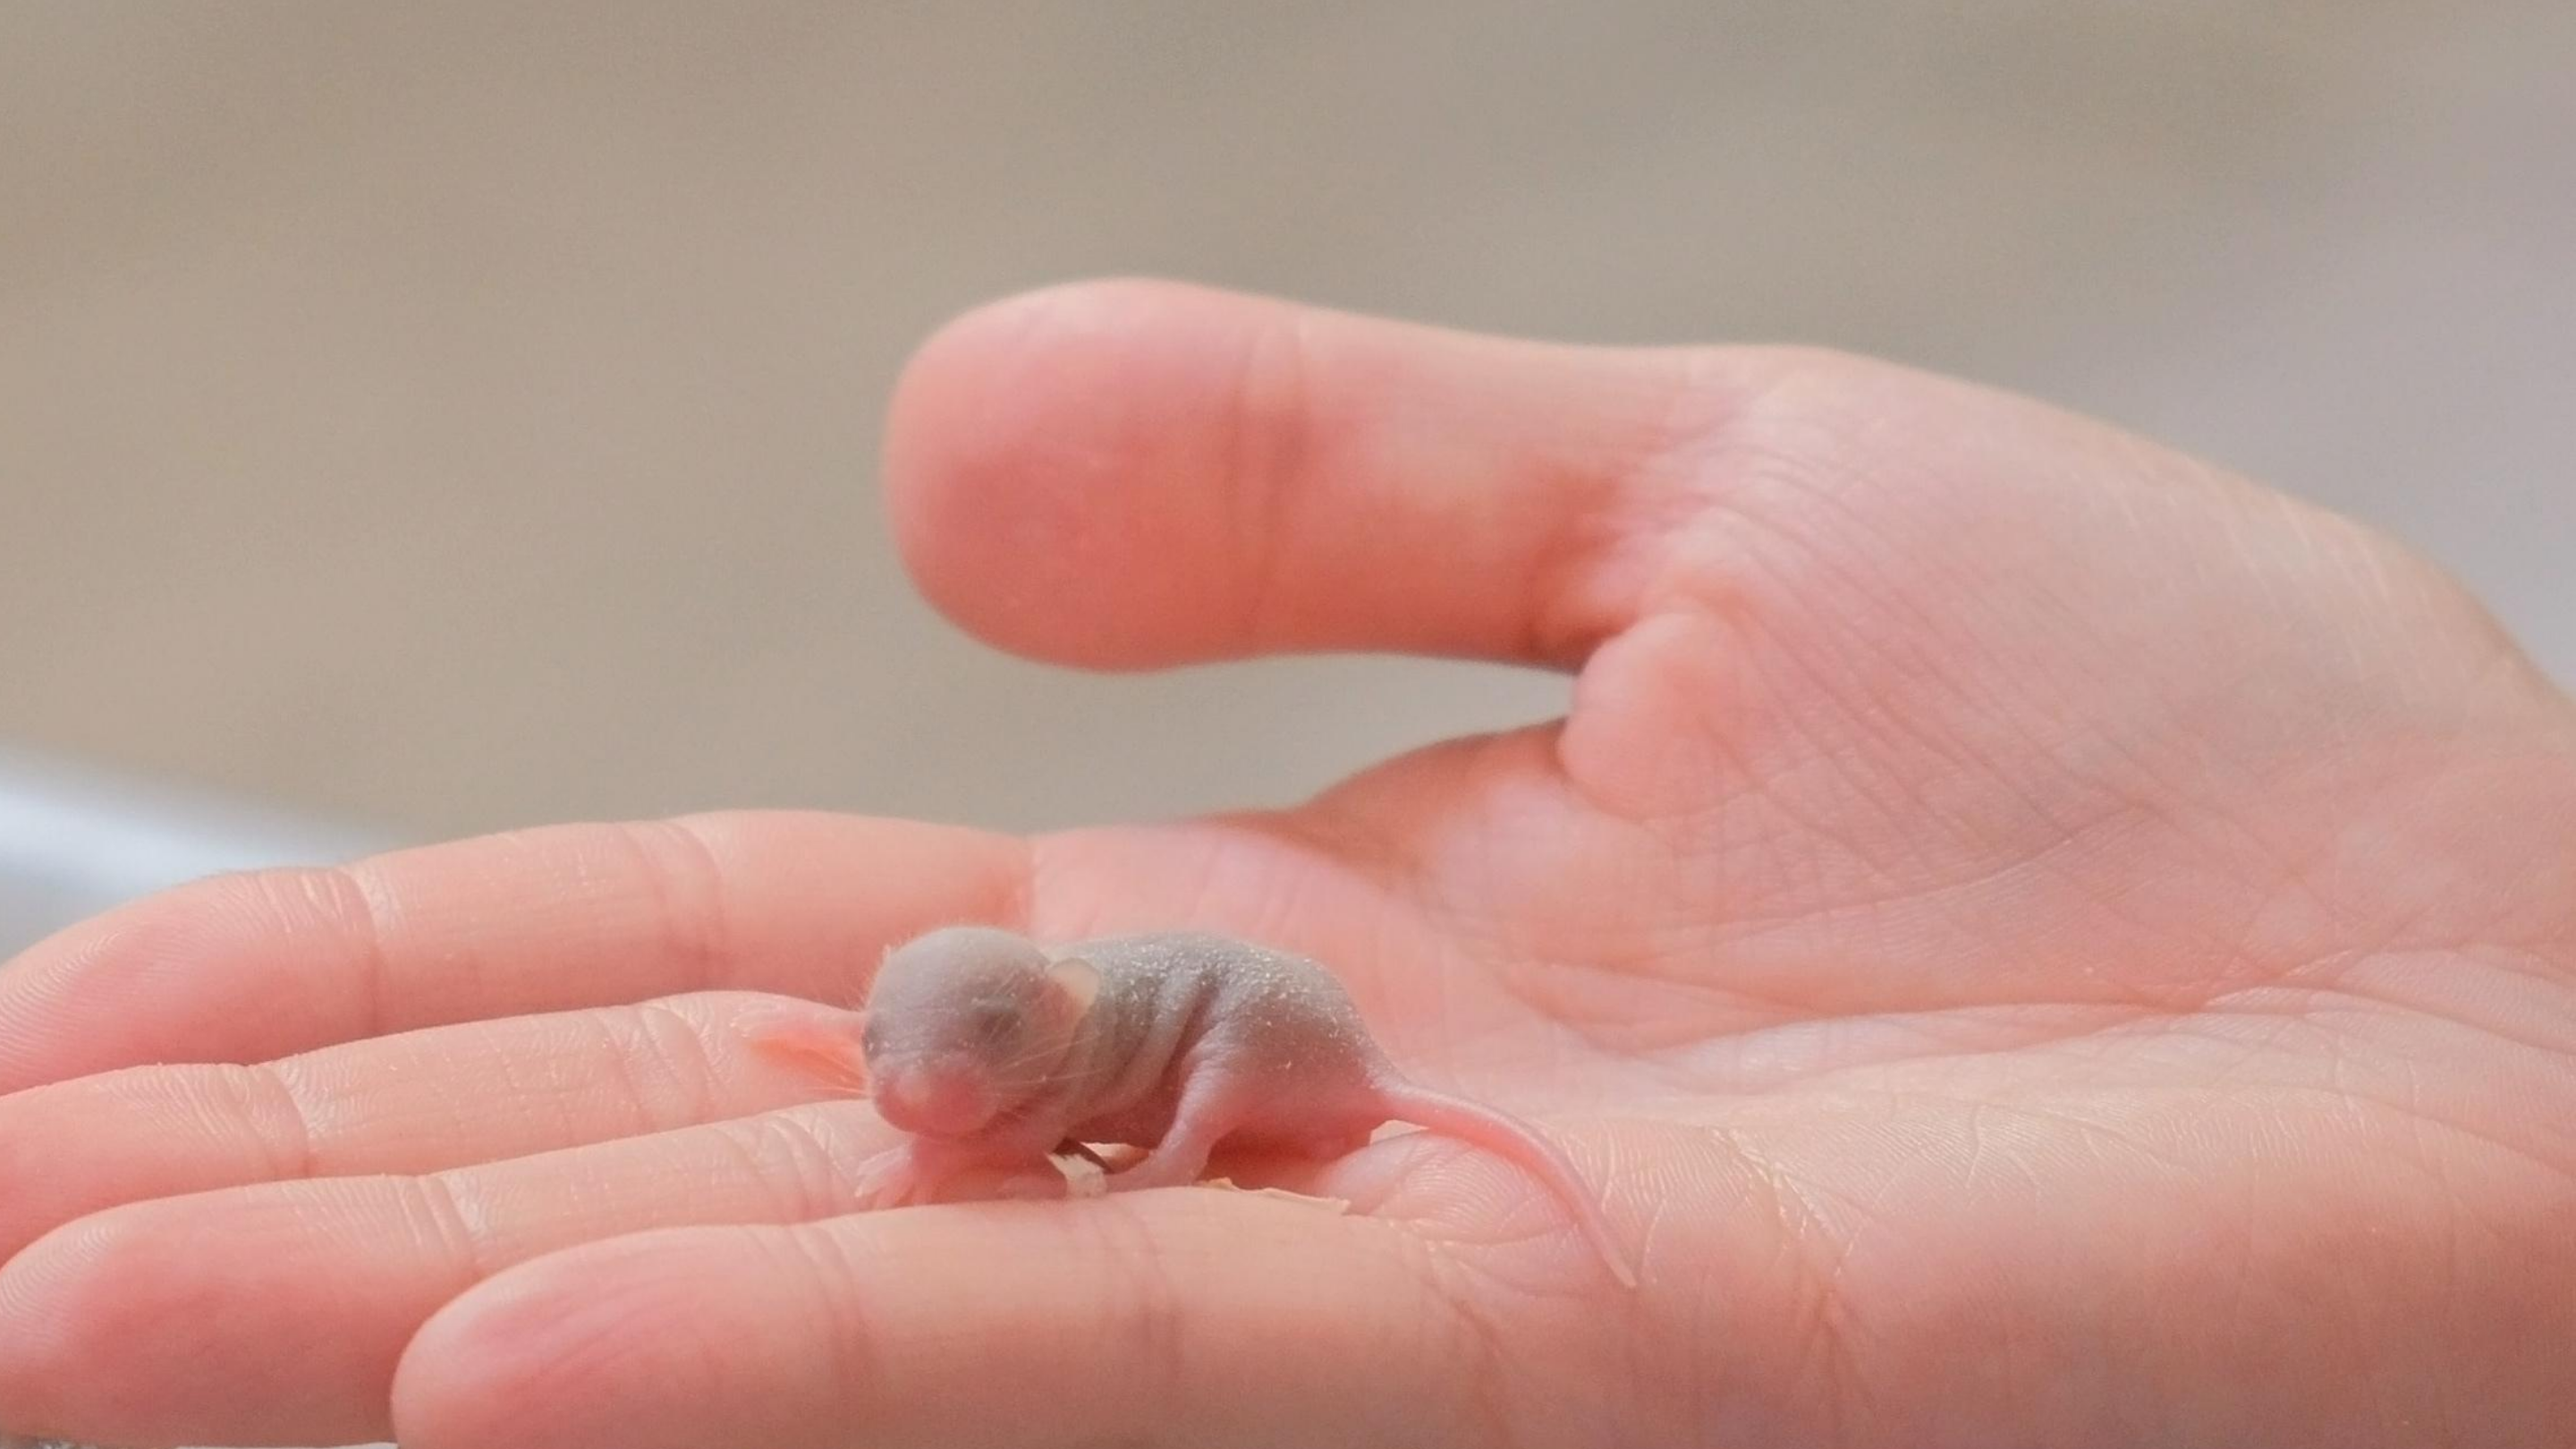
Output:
[{"xmin": 964, "ymin": 997, "xmax": 1025, "ymax": 1050}]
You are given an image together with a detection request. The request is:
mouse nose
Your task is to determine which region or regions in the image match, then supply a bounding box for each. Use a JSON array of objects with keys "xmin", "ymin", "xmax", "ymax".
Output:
[{"xmin": 877, "ymin": 1056, "xmax": 996, "ymax": 1137}]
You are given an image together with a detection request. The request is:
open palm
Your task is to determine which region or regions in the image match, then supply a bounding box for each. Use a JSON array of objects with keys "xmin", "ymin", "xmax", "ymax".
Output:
[{"xmin": 4, "ymin": 281, "xmax": 2572, "ymax": 1449}]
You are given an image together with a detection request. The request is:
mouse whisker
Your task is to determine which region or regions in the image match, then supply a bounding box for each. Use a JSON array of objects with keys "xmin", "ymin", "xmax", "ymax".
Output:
[{"xmin": 992, "ymin": 1038, "xmax": 1080, "ymax": 1078}]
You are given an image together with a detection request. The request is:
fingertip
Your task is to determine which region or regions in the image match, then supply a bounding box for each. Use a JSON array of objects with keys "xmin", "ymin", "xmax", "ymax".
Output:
[
  {"xmin": 0, "ymin": 1069, "xmax": 273, "ymax": 1267},
  {"xmin": 394, "ymin": 1248, "xmax": 613, "ymax": 1449},
  {"xmin": 0, "ymin": 1211, "xmax": 277, "ymax": 1445},
  {"xmin": 395, "ymin": 1238, "xmax": 657, "ymax": 1449},
  {"xmin": 0, "ymin": 1220, "xmax": 97, "ymax": 1437},
  {"xmin": 0, "ymin": 866, "xmax": 358, "ymax": 1093},
  {"xmin": 884, "ymin": 277, "xmax": 1285, "ymax": 668}
]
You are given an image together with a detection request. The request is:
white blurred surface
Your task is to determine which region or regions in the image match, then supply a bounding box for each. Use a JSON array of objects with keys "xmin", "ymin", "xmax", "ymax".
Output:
[{"xmin": 0, "ymin": 750, "xmax": 379, "ymax": 953}]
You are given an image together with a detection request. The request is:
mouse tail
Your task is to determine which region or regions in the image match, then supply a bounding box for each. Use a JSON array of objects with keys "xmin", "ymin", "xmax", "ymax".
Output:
[
  {"xmin": 1371, "ymin": 1080, "xmax": 1636, "ymax": 1289},
  {"xmin": 740, "ymin": 1006, "xmax": 872, "ymax": 1097}
]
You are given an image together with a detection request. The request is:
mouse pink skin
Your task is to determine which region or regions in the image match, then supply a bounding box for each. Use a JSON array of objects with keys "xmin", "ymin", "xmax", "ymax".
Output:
[
  {"xmin": 741, "ymin": 1013, "xmax": 872, "ymax": 1096},
  {"xmin": 849, "ymin": 1134, "xmax": 1069, "ymax": 1208},
  {"xmin": 873, "ymin": 1055, "xmax": 1000, "ymax": 1138},
  {"xmin": 753, "ymin": 926, "xmax": 1636, "ymax": 1286},
  {"xmin": 1076, "ymin": 1057, "xmax": 1636, "ymax": 1289}
]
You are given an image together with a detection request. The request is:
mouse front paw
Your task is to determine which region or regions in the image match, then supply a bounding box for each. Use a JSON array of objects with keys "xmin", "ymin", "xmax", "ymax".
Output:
[
  {"xmin": 852, "ymin": 1144, "xmax": 936, "ymax": 1209},
  {"xmin": 852, "ymin": 1141, "xmax": 1075, "ymax": 1208}
]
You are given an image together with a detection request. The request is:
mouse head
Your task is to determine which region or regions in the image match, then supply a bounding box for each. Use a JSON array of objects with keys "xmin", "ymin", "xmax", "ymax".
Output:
[{"xmin": 859, "ymin": 925, "xmax": 1101, "ymax": 1139}]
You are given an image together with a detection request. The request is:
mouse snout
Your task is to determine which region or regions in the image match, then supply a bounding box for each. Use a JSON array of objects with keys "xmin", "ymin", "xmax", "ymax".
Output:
[{"xmin": 875, "ymin": 1055, "xmax": 998, "ymax": 1137}]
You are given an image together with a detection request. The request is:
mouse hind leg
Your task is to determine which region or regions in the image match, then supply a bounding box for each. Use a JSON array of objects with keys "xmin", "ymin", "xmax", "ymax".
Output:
[
  {"xmin": 1099, "ymin": 1068, "xmax": 1246, "ymax": 1192},
  {"xmin": 1308, "ymin": 1124, "xmax": 1377, "ymax": 1158}
]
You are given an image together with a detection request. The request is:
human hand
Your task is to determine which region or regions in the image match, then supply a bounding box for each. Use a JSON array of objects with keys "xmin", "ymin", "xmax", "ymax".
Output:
[{"xmin": 3, "ymin": 281, "xmax": 2572, "ymax": 1448}]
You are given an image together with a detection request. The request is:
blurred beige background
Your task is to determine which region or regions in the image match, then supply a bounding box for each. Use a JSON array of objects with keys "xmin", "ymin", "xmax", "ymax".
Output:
[{"xmin": 4, "ymin": 3, "xmax": 2570, "ymax": 847}]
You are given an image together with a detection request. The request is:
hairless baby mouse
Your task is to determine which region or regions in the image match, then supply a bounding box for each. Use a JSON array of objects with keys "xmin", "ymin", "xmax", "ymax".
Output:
[{"xmin": 748, "ymin": 925, "xmax": 1635, "ymax": 1287}]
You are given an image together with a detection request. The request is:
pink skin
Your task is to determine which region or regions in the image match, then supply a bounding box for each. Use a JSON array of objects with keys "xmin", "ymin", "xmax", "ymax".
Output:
[{"xmin": 768, "ymin": 925, "xmax": 1635, "ymax": 1286}]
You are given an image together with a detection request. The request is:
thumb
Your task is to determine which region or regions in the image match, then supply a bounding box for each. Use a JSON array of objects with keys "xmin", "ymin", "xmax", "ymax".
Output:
[{"xmin": 883, "ymin": 276, "xmax": 1764, "ymax": 672}]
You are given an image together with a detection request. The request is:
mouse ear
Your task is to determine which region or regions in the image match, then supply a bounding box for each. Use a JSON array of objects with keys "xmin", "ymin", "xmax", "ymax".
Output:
[{"xmin": 1044, "ymin": 955, "xmax": 1104, "ymax": 1021}]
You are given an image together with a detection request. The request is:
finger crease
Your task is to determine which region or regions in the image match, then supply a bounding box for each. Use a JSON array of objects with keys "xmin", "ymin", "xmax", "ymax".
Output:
[
  {"xmin": 408, "ymin": 1173, "xmax": 498, "ymax": 1286},
  {"xmin": 1225, "ymin": 308, "xmax": 1316, "ymax": 649},
  {"xmin": 318, "ymin": 863, "xmax": 397, "ymax": 1040},
  {"xmin": 588, "ymin": 1003, "xmax": 713, "ymax": 1139},
  {"xmin": 745, "ymin": 1108, "xmax": 863, "ymax": 1219},
  {"xmin": 777, "ymin": 1224, "xmax": 887, "ymax": 1430},
  {"xmin": 230, "ymin": 1062, "xmax": 321, "ymax": 1181},
  {"xmin": 631, "ymin": 999, "xmax": 726, "ymax": 1131},
  {"xmin": 622, "ymin": 819, "xmax": 733, "ymax": 992},
  {"xmin": 657, "ymin": 817, "xmax": 740, "ymax": 990},
  {"xmin": 1073, "ymin": 1202, "xmax": 1192, "ymax": 1412}
]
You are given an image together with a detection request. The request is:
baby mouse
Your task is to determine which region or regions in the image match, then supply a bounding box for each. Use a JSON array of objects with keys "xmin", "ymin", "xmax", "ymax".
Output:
[{"xmin": 748, "ymin": 924, "xmax": 1635, "ymax": 1287}]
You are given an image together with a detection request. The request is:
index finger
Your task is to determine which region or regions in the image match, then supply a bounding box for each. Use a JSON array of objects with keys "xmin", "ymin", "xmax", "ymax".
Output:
[{"xmin": 0, "ymin": 810, "xmax": 1024, "ymax": 1094}]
